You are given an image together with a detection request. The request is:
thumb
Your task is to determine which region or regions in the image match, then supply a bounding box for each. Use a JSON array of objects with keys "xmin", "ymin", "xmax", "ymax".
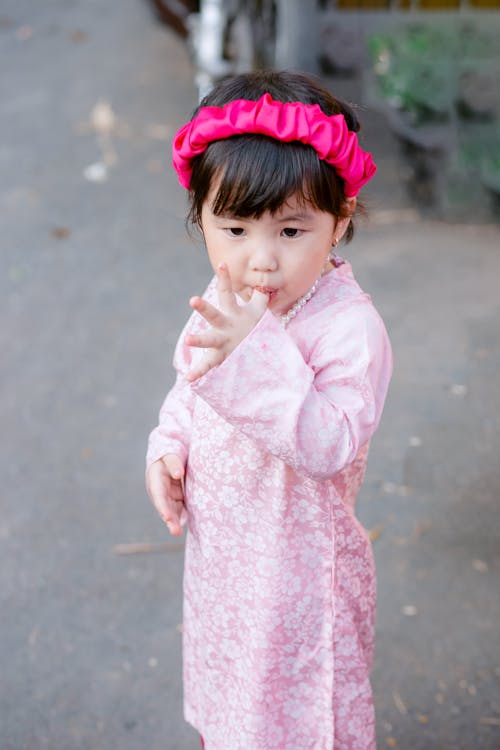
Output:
[
  {"xmin": 248, "ymin": 288, "xmax": 269, "ymax": 317},
  {"xmin": 162, "ymin": 453, "xmax": 184, "ymax": 479}
]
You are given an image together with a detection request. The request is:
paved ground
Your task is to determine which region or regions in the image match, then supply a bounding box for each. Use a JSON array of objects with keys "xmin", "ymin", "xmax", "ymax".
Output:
[{"xmin": 1, "ymin": 2, "xmax": 499, "ymax": 749}]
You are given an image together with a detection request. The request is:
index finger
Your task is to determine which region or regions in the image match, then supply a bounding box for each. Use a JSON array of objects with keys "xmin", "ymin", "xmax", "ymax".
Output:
[
  {"xmin": 161, "ymin": 455, "xmax": 185, "ymax": 500},
  {"xmin": 216, "ymin": 262, "xmax": 238, "ymax": 312}
]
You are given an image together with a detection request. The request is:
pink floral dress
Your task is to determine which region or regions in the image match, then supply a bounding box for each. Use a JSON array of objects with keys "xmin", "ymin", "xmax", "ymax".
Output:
[{"xmin": 147, "ymin": 257, "xmax": 393, "ymax": 749}]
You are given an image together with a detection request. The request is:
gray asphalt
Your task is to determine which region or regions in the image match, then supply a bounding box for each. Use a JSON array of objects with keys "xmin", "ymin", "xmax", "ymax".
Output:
[{"xmin": 1, "ymin": 2, "xmax": 499, "ymax": 749}]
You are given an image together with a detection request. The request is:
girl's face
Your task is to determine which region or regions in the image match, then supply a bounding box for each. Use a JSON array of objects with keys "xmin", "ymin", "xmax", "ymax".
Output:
[{"xmin": 200, "ymin": 190, "xmax": 353, "ymax": 315}]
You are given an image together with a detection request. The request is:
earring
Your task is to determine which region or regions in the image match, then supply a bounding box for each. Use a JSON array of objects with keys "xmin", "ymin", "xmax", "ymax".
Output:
[{"xmin": 328, "ymin": 237, "xmax": 339, "ymax": 261}]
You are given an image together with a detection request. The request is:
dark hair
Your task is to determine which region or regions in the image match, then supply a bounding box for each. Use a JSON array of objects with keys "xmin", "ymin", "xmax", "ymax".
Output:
[{"xmin": 187, "ymin": 70, "xmax": 365, "ymax": 243}]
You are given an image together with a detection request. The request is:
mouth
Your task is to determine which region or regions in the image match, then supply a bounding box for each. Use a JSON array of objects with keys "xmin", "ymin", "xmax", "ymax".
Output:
[{"xmin": 253, "ymin": 286, "xmax": 278, "ymax": 300}]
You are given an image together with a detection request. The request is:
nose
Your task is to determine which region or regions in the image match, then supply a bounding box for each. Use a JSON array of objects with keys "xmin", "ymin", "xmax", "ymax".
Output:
[{"xmin": 250, "ymin": 240, "xmax": 278, "ymax": 272}]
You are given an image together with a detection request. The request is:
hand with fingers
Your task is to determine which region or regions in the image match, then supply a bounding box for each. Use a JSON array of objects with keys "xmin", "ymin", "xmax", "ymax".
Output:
[
  {"xmin": 146, "ymin": 453, "xmax": 186, "ymax": 536},
  {"xmin": 186, "ymin": 263, "xmax": 269, "ymax": 382}
]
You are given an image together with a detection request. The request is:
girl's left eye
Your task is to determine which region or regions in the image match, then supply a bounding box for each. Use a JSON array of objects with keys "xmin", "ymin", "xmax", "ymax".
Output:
[
  {"xmin": 225, "ymin": 227, "xmax": 245, "ymax": 237},
  {"xmin": 282, "ymin": 227, "xmax": 301, "ymax": 238}
]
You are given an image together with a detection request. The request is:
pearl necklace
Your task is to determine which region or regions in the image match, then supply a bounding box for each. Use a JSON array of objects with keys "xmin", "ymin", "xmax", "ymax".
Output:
[{"xmin": 280, "ymin": 274, "xmax": 323, "ymax": 328}]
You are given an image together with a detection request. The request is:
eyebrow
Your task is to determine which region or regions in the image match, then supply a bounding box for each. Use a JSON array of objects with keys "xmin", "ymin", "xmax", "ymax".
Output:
[
  {"xmin": 214, "ymin": 211, "xmax": 242, "ymax": 219},
  {"xmin": 213, "ymin": 211, "xmax": 314, "ymax": 221},
  {"xmin": 276, "ymin": 212, "xmax": 313, "ymax": 222}
]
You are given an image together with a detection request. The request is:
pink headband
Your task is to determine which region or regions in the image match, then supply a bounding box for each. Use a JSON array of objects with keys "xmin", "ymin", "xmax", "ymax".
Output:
[{"xmin": 172, "ymin": 93, "xmax": 376, "ymax": 197}]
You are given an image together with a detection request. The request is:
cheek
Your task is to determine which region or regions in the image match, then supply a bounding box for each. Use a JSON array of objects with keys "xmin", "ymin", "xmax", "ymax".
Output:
[
  {"xmin": 204, "ymin": 232, "xmax": 227, "ymax": 264},
  {"xmin": 224, "ymin": 256, "xmax": 246, "ymax": 285},
  {"xmin": 205, "ymin": 240, "xmax": 246, "ymax": 283},
  {"xmin": 288, "ymin": 242, "xmax": 326, "ymax": 275}
]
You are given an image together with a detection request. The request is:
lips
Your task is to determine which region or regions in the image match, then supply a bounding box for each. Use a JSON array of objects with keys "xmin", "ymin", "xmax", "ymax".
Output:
[{"xmin": 254, "ymin": 286, "xmax": 277, "ymax": 296}]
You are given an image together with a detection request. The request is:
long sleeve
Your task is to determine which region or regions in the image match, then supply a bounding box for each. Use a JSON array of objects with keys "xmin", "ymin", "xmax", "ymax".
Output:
[
  {"xmin": 146, "ymin": 371, "xmax": 195, "ymax": 471},
  {"xmin": 146, "ymin": 280, "xmax": 217, "ymax": 472},
  {"xmin": 191, "ymin": 301, "xmax": 393, "ymax": 481}
]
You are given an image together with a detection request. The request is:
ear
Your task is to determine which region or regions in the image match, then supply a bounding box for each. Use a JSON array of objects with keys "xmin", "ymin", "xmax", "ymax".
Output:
[{"xmin": 333, "ymin": 197, "xmax": 356, "ymax": 243}]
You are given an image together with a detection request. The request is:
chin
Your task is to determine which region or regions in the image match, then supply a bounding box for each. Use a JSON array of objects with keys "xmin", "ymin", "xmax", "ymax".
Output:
[{"xmin": 267, "ymin": 298, "xmax": 286, "ymax": 315}]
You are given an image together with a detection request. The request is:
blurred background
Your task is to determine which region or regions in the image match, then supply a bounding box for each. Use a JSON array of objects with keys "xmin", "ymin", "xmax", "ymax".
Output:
[{"xmin": 1, "ymin": 1, "xmax": 499, "ymax": 748}]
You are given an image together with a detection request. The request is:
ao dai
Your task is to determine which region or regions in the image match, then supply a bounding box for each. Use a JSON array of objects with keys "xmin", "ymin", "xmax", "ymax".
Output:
[{"xmin": 147, "ymin": 257, "xmax": 393, "ymax": 749}]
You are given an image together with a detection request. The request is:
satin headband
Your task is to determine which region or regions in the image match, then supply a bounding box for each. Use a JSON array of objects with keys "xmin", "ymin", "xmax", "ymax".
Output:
[{"xmin": 172, "ymin": 93, "xmax": 376, "ymax": 197}]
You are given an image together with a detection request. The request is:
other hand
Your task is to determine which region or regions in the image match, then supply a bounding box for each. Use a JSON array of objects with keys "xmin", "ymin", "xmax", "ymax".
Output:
[
  {"xmin": 146, "ymin": 453, "xmax": 185, "ymax": 536},
  {"xmin": 185, "ymin": 263, "xmax": 268, "ymax": 381}
]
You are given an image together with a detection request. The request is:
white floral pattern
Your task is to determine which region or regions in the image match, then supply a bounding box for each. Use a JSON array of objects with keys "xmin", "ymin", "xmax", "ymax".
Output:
[{"xmin": 147, "ymin": 258, "xmax": 393, "ymax": 749}]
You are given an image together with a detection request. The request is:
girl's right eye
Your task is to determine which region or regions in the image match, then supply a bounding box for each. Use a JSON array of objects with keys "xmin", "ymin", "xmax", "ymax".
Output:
[{"xmin": 224, "ymin": 227, "xmax": 245, "ymax": 237}]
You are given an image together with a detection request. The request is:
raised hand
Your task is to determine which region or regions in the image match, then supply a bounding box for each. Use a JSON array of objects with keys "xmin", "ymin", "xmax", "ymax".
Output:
[
  {"xmin": 185, "ymin": 263, "xmax": 269, "ymax": 382},
  {"xmin": 146, "ymin": 453, "xmax": 185, "ymax": 536}
]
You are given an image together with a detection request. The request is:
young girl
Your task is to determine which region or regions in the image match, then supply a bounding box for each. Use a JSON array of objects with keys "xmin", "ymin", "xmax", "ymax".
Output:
[{"xmin": 146, "ymin": 70, "xmax": 393, "ymax": 750}]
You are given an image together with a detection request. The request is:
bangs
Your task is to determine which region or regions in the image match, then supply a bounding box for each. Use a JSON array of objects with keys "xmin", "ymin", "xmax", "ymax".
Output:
[{"xmin": 188, "ymin": 134, "xmax": 347, "ymax": 224}]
